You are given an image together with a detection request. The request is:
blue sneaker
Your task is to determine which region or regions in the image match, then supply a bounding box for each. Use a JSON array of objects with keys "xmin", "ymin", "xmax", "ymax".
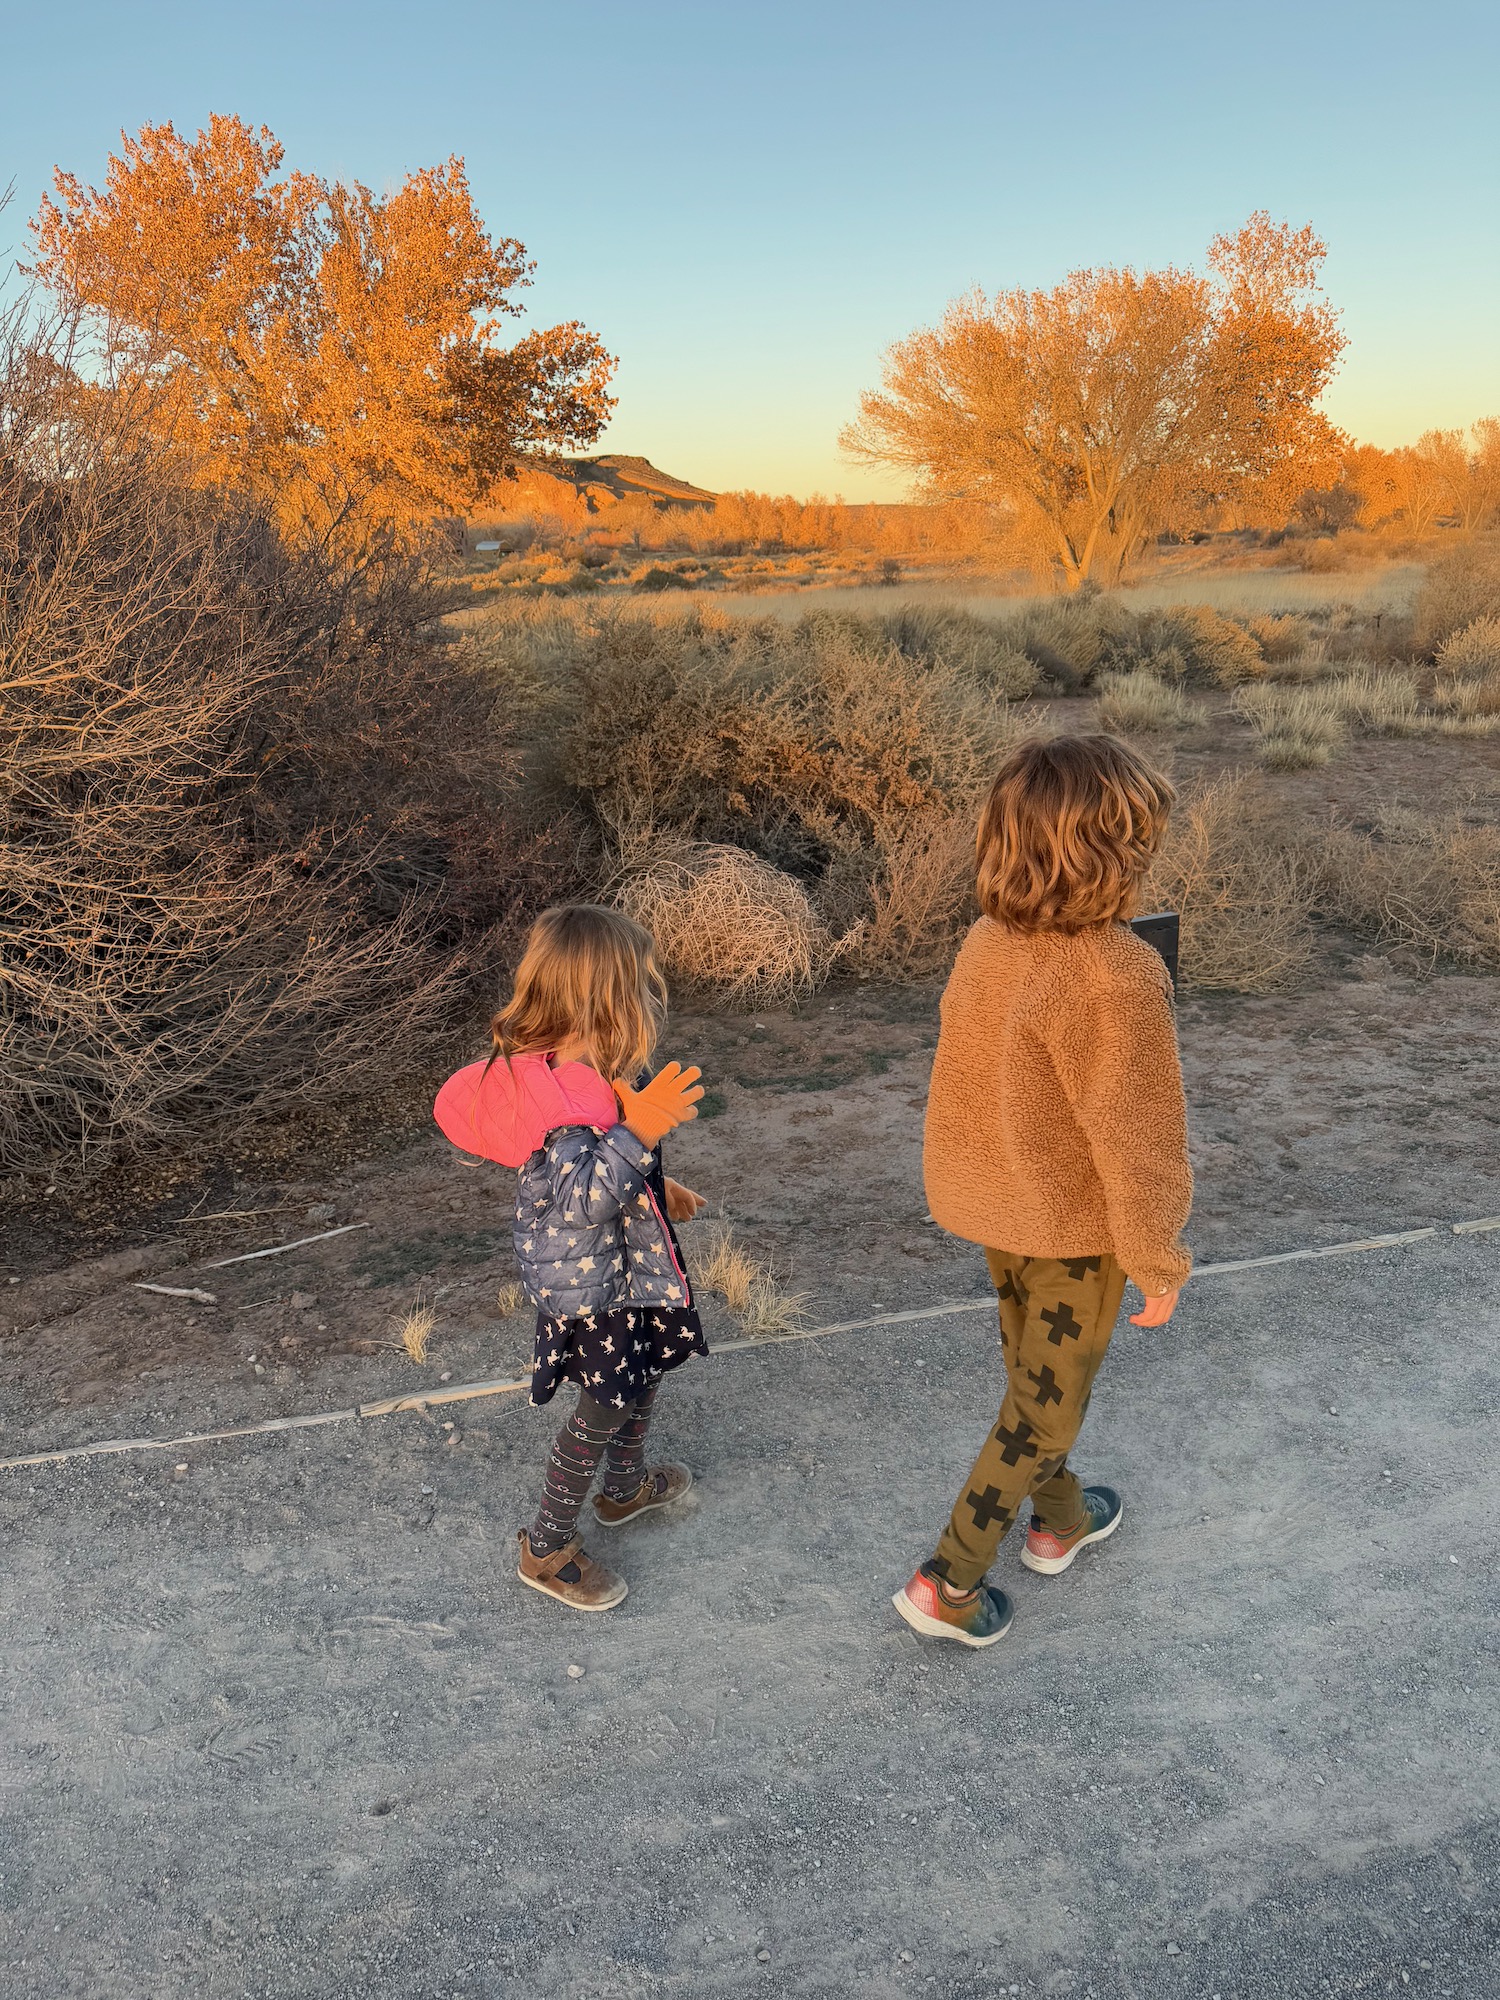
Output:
[
  {"xmin": 893, "ymin": 1562, "xmax": 1014, "ymax": 1648},
  {"xmin": 1021, "ymin": 1485, "xmax": 1123, "ymax": 1574}
]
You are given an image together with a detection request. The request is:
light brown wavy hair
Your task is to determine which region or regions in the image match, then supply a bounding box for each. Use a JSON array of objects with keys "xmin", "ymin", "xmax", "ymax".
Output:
[
  {"xmin": 489, "ymin": 905, "xmax": 667, "ymax": 1081},
  {"xmin": 975, "ymin": 734, "xmax": 1176, "ymax": 934}
]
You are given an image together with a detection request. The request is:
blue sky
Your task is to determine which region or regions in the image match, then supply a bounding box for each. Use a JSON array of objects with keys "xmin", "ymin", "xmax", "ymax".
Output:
[{"xmin": 5, "ymin": 0, "xmax": 1498, "ymax": 498}]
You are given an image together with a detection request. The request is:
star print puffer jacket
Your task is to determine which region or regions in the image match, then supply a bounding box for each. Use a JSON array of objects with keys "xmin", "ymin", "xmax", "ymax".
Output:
[
  {"xmin": 514, "ymin": 1125, "xmax": 691, "ymax": 1317},
  {"xmin": 433, "ymin": 1049, "xmax": 693, "ymax": 1318}
]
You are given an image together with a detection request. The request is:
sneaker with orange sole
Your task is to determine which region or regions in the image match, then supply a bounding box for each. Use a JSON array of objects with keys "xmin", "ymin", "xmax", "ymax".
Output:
[
  {"xmin": 892, "ymin": 1562, "xmax": 1014, "ymax": 1648},
  {"xmin": 516, "ymin": 1529, "xmax": 628, "ymax": 1610},
  {"xmin": 1020, "ymin": 1485, "xmax": 1123, "ymax": 1575}
]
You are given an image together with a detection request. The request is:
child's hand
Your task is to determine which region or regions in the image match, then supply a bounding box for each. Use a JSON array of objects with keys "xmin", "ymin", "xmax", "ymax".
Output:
[
  {"xmin": 663, "ymin": 1177, "xmax": 706, "ymax": 1222},
  {"xmin": 612, "ymin": 1062, "xmax": 705, "ymax": 1148},
  {"xmin": 1130, "ymin": 1286, "xmax": 1181, "ymax": 1328}
]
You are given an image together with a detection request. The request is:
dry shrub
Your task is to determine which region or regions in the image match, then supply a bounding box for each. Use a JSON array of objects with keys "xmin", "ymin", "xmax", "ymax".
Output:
[
  {"xmin": 615, "ymin": 840, "xmax": 848, "ymax": 1006},
  {"xmin": 495, "ymin": 1279, "xmax": 527, "ymax": 1317},
  {"xmin": 1435, "ymin": 615, "xmax": 1500, "ymax": 682},
  {"xmin": 998, "ymin": 596, "xmax": 1118, "ymax": 688},
  {"xmin": 1247, "ymin": 613, "xmax": 1309, "ymax": 663},
  {"xmin": 1323, "ymin": 667, "xmax": 1423, "ymax": 736},
  {"xmin": 1233, "ymin": 685, "xmax": 1346, "ymax": 768},
  {"xmin": 1, "ymin": 310, "xmax": 563, "ymax": 1185},
  {"xmin": 550, "ymin": 603, "xmax": 1015, "ymax": 982},
  {"xmin": 1094, "ymin": 670, "xmax": 1195, "ymax": 734},
  {"xmin": 878, "ymin": 603, "xmax": 1039, "ymax": 699},
  {"xmin": 1146, "ymin": 775, "xmax": 1316, "ymax": 992},
  {"xmin": 1413, "ymin": 538, "xmax": 1500, "ymax": 651},
  {"xmin": 687, "ymin": 1218, "xmax": 809, "ymax": 1337},
  {"xmin": 1322, "ymin": 809, "xmax": 1500, "ymax": 968},
  {"xmin": 1161, "ymin": 605, "xmax": 1266, "ymax": 686},
  {"xmin": 850, "ymin": 810, "xmax": 977, "ymax": 979}
]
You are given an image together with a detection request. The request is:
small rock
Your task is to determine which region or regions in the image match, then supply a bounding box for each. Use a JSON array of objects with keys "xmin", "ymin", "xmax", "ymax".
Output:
[
  {"xmin": 756, "ymin": 1950, "xmax": 771, "ymax": 1963},
  {"xmin": 172, "ymin": 1463, "xmax": 188, "ymax": 1481},
  {"xmin": 899, "ymin": 1949, "xmax": 914, "ymax": 1962},
  {"xmin": 290, "ymin": 1290, "xmax": 317, "ymax": 1311},
  {"xmin": 305, "ymin": 1203, "xmax": 337, "ymax": 1223},
  {"xmin": 439, "ymin": 1371, "xmax": 452, "ymax": 1383},
  {"xmin": 1166, "ymin": 1942, "xmax": 1180, "ymax": 1955},
  {"xmin": 420, "ymin": 1484, "xmax": 434, "ymax": 1497},
  {"xmin": 448, "ymin": 1197, "xmax": 464, "ymax": 1213},
  {"xmin": 567, "ymin": 1664, "xmax": 584, "ymax": 1679},
  {"xmin": 253, "ymin": 1363, "xmax": 266, "ymax": 1377}
]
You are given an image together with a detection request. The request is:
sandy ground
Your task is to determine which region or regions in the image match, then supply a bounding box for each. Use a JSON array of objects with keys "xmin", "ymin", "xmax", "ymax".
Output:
[{"xmin": 2, "ymin": 971, "xmax": 1498, "ymax": 1997}]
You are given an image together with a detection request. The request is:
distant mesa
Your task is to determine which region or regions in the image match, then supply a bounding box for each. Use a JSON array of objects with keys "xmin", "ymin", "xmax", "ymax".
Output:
[{"xmin": 555, "ymin": 454, "xmax": 717, "ymax": 512}]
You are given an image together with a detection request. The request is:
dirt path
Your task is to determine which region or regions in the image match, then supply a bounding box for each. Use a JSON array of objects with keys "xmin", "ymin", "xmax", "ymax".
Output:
[{"xmin": 1, "ymin": 1231, "xmax": 1496, "ymax": 1998}]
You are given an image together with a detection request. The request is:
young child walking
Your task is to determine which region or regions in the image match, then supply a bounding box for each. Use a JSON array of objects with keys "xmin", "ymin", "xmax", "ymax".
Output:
[
  {"xmin": 894, "ymin": 734, "xmax": 1193, "ymax": 1648},
  {"xmin": 433, "ymin": 904, "xmax": 709, "ymax": 1613}
]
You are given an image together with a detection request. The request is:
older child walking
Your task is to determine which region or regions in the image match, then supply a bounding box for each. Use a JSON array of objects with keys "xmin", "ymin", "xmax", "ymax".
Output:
[
  {"xmin": 434, "ymin": 905, "xmax": 709, "ymax": 1613},
  {"xmin": 894, "ymin": 735, "xmax": 1193, "ymax": 1648}
]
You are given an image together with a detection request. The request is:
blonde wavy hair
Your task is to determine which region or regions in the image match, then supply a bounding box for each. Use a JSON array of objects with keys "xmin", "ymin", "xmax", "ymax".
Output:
[
  {"xmin": 975, "ymin": 734, "xmax": 1176, "ymax": 934},
  {"xmin": 490, "ymin": 905, "xmax": 667, "ymax": 1081}
]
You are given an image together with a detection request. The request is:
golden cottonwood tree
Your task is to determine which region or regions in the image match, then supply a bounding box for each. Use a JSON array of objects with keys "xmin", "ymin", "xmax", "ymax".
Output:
[
  {"xmin": 30, "ymin": 116, "xmax": 616, "ymax": 550},
  {"xmin": 843, "ymin": 215, "xmax": 1346, "ymax": 587}
]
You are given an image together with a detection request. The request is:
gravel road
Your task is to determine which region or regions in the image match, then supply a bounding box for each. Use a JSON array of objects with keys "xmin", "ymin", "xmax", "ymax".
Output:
[{"xmin": 2, "ymin": 1226, "xmax": 1495, "ymax": 1999}]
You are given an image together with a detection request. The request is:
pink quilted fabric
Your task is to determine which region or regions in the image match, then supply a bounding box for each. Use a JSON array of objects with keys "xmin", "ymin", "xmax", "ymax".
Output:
[{"xmin": 433, "ymin": 1051, "xmax": 619, "ymax": 1168}]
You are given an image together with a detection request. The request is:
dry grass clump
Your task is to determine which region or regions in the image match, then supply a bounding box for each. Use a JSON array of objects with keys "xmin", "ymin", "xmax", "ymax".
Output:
[
  {"xmin": 1147, "ymin": 775, "xmax": 1316, "ymax": 992},
  {"xmin": 1322, "ymin": 668, "xmax": 1423, "ymax": 736},
  {"xmin": 1233, "ymin": 685, "xmax": 1346, "ymax": 768},
  {"xmin": 687, "ymin": 1219, "xmax": 809, "ymax": 1338},
  {"xmin": 495, "ymin": 1279, "xmax": 528, "ymax": 1318},
  {"xmin": 1322, "ymin": 808, "xmax": 1500, "ymax": 969},
  {"xmin": 615, "ymin": 840, "xmax": 849, "ymax": 1006},
  {"xmin": 400, "ymin": 1300, "xmax": 436, "ymax": 1364},
  {"xmin": 1094, "ymin": 670, "xmax": 1196, "ymax": 734},
  {"xmin": 1434, "ymin": 615, "xmax": 1500, "ymax": 681}
]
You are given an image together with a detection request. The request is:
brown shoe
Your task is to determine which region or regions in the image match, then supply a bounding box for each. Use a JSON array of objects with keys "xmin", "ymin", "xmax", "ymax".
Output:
[
  {"xmin": 516, "ymin": 1530, "xmax": 628, "ymax": 1610},
  {"xmin": 591, "ymin": 1463, "xmax": 694, "ymax": 1526}
]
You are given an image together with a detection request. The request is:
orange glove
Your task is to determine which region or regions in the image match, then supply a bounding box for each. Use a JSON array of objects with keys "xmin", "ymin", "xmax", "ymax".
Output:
[
  {"xmin": 612, "ymin": 1062, "xmax": 705, "ymax": 1149},
  {"xmin": 664, "ymin": 1177, "xmax": 707, "ymax": 1222}
]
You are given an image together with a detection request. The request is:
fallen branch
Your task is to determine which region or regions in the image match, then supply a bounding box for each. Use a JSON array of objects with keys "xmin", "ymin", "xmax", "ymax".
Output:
[{"xmin": 200, "ymin": 1222, "xmax": 369, "ymax": 1270}]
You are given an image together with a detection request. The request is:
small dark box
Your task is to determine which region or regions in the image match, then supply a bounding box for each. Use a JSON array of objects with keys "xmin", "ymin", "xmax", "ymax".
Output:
[{"xmin": 1129, "ymin": 910, "xmax": 1180, "ymax": 988}]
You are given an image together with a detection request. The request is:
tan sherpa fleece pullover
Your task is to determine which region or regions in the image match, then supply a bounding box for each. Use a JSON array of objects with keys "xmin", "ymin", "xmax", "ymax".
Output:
[{"xmin": 923, "ymin": 917, "xmax": 1193, "ymax": 1296}]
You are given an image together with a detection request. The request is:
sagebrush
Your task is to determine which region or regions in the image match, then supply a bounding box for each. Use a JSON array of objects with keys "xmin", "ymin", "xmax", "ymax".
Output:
[{"xmin": 0, "ymin": 313, "xmax": 567, "ymax": 1183}]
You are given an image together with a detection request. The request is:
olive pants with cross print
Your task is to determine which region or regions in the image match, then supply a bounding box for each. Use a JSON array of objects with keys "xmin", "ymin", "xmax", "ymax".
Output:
[{"xmin": 930, "ymin": 1249, "xmax": 1128, "ymax": 1591}]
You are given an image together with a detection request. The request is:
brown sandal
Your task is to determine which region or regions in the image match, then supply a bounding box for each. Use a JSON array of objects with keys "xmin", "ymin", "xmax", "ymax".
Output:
[
  {"xmin": 516, "ymin": 1530, "xmax": 628, "ymax": 1610},
  {"xmin": 591, "ymin": 1463, "xmax": 694, "ymax": 1527}
]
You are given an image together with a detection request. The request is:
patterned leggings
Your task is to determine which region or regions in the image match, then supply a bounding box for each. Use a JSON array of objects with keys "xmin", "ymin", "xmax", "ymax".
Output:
[{"xmin": 530, "ymin": 1386, "xmax": 660, "ymax": 1555}]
